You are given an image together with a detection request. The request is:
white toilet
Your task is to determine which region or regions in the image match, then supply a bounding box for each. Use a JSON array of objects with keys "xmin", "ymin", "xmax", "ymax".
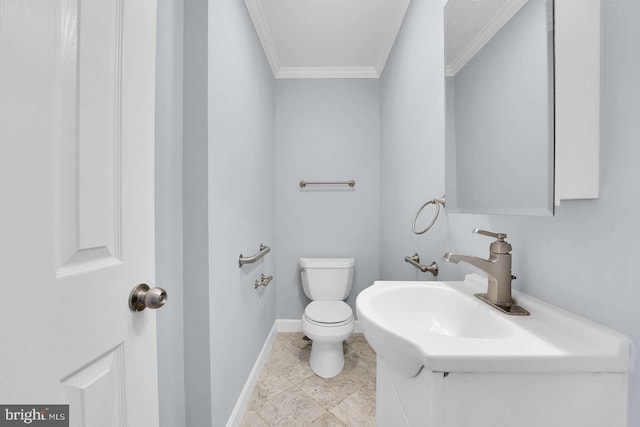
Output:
[{"xmin": 299, "ymin": 257, "xmax": 355, "ymax": 378}]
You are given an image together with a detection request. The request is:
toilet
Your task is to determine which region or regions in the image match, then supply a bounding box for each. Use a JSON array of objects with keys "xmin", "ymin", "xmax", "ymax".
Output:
[{"xmin": 299, "ymin": 257, "xmax": 355, "ymax": 378}]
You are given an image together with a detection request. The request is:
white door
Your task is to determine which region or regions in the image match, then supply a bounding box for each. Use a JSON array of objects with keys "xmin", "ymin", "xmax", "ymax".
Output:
[{"xmin": 0, "ymin": 0, "xmax": 160, "ymax": 425}]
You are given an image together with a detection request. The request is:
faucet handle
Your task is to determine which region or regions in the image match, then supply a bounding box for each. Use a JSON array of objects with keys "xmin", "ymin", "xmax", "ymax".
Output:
[
  {"xmin": 473, "ymin": 229, "xmax": 507, "ymax": 240},
  {"xmin": 474, "ymin": 229, "xmax": 512, "ymax": 254}
]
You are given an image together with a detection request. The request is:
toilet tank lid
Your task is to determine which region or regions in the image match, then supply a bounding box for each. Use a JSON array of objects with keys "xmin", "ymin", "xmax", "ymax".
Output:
[{"xmin": 299, "ymin": 258, "xmax": 355, "ymax": 269}]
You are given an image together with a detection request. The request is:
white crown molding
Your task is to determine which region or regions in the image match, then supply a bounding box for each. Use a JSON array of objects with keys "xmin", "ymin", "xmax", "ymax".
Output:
[
  {"xmin": 245, "ymin": 0, "xmax": 409, "ymax": 79},
  {"xmin": 276, "ymin": 67, "xmax": 380, "ymax": 79},
  {"xmin": 446, "ymin": 0, "xmax": 528, "ymax": 76},
  {"xmin": 244, "ymin": 0, "xmax": 282, "ymax": 77}
]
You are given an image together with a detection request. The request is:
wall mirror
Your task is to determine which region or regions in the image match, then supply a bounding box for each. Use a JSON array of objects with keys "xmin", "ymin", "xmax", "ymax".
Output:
[{"xmin": 444, "ymin": 0, "xmax": 554, "ymax": 216}]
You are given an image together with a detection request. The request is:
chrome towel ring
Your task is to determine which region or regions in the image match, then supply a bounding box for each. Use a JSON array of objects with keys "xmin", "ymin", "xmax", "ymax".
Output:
[{"xmin": 412, "ymin": 195, "xmax": 445, "ymax": 235}]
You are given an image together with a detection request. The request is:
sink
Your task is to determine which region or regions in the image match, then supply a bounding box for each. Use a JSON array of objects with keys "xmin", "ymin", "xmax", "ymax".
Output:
[
  {"xmin": 368, "ymin": 284, "xmax": 515, "ymax": 339},
  {"xmin": 359, "ymin": 274, "xmax": 631, "ymax": 426},
  {"xmin": 356, "ymin": 274, "xmax": 630, "ymax": 377}
]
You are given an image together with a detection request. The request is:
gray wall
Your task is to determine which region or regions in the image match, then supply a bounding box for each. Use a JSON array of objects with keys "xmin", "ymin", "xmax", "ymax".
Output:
[
  {"xmin": 155, "ymin": 0, "xmax": 185, "ymax": 425},
  {"xmin": 274, "ymin": 79, "xmax": 381, "ymax": 319},
  {"xmin": 207, "ymin": 0, "xmax": 277, "ymax": 425},
  {"xmin": 380, "ymin": 0, "xmax": 448, "ymax": 282},
  {"xmin": 381, "ymin": 0, "xmax": 640, "ymax": 424},
  {"xmin": 183, "ymin": 0, "xmax": 213, "ymax": 425}
]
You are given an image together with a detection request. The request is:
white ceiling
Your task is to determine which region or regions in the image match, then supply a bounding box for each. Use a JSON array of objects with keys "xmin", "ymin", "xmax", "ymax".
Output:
[
  {"xmin": 445, "ymin": 0, "xmax": 527, "ymax": 76},
  {"xmin": 245, "ymin": 0, "xmax": 411, "ymax": 79}
]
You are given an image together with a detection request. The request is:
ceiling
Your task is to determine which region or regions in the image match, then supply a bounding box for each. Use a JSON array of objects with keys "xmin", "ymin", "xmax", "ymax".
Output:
[
  {"xmin": 445, "ymin": 0, "xmax": 527, "ymax": 76},
  {"xmin": 245, "ymin": 0, "xmax": 411, "ymax": 79}
]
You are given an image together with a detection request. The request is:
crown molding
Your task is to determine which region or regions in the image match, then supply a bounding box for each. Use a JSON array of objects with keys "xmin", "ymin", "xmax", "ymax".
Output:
[
  {"xmin": 275, "ymin": 67, "xmax": 380, "ymax": 79},
  {"xmin": 446, "ymin": 0, "xmax": 528, "ymax": 77},
  {"xmin": 245, "ymin": 0, "xmax": 408, "ymax": 79},
  {"xmin": 245, "ymin": 0, "xmax": 282, "ymax": 77}
]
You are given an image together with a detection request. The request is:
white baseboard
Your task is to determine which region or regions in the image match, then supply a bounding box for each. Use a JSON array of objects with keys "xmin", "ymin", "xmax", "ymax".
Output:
[
  {"xmin": 224, "ymin": 318, "xmax": 364, "ymax": 427},
  {"xmin": 275, "ymin": 318, "xmax": 363, "ymax": 333},
  {"xmin": 224, "ymin": 322, "xmax": 279, "ymax": 427}
]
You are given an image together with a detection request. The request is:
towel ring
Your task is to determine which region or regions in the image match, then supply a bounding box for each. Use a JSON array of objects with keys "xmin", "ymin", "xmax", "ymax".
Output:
[{"xmin": 412, "ymin": 196, "xmax": 445, "ymax": 235}]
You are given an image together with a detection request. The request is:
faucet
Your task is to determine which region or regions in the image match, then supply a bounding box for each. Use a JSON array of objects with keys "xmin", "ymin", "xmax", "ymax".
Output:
[{"xmin": 443, "ymin": 229, "xmax": 529, "ymax": 315}]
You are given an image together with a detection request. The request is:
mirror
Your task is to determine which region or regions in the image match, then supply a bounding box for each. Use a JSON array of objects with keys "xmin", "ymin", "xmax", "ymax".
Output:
[{"xmin": 444, "ymin": 0, "xmax": 554, "ymax": 216}]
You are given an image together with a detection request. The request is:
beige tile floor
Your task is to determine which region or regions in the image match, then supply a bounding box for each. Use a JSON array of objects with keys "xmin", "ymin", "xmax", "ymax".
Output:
[{"xmin": 240, "ymin": 332, "xmax": 376, "ymax": 426}]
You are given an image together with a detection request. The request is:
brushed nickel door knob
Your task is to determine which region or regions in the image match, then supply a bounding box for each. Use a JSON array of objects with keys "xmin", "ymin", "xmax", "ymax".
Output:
[{"xmin": 129, "ymin": 284, "xmax": 168, "ymax": 311}]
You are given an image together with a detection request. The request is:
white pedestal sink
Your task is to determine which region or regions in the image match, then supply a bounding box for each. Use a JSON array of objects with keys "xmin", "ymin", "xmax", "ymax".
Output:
[{"xmin": 356, "ymin": 274, "xmax": 630, "ymax": 427}]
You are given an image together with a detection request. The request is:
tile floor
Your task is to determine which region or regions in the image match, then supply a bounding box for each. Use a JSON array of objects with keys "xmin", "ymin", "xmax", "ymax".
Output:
[{"xmin": 240, "ymin": 332, "xmax": 376, "ymax": 426}]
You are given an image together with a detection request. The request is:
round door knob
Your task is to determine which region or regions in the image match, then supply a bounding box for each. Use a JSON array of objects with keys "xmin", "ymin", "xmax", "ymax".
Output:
[{"xmin": 129, "ymin": 284, "xmax": 168, "ymax": 311}]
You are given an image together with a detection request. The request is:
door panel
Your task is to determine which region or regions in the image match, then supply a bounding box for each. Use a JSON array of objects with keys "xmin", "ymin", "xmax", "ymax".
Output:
[
  {"xmin": 56, "ymin": 0, "xmax": 122, "ymax": 273},
  {"xmin": 62, "ymin": 345, "xmax": 126, "ymax": 427},
  {"xmin": 0, "ymin": 0, "xmax": 159, "ymax": 425}
]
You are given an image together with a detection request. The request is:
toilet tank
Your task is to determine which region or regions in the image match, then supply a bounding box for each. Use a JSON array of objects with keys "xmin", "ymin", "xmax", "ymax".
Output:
[{"xmin": 299, "ymin": 258, "xmax": 355, "ymax": 301}]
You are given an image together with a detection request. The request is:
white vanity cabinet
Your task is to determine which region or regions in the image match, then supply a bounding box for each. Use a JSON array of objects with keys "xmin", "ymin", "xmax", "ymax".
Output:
[
  {"xmin": 356, "ymin": 276, "xmax": 630, "ymax": 427},
  {"xmin": 377, "ymin": 357, "xmax": 628, "ymax": 427}
]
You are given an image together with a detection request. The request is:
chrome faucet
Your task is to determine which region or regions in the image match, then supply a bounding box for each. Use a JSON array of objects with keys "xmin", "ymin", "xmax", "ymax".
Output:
[{"xmin": 443, "ymin": 229, "xmax": 529, "ymax": 315}]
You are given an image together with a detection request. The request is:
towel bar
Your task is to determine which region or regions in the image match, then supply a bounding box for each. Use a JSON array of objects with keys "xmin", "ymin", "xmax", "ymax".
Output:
[{"xmin": 299, "ymin": 180, "xmax": 355, "ymax": 188}]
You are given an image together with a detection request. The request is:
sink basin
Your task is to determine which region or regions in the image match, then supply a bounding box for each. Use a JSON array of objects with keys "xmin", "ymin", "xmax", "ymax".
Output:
[
  {"xmin": 356, "ymin": 274, "xmax": 630, "ymax": 377},
  {"xmin": 369, "ymin": 284, "xmax": 515, "ymax": 339}
]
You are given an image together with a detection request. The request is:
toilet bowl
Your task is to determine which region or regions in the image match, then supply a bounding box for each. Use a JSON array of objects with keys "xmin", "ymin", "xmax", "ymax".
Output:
[{"xmin": 299, "ymin": 258, "xmax": 355, "ymax": 378}]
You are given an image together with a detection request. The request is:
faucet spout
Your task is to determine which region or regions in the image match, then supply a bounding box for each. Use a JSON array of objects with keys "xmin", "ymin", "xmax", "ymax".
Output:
[
  {"xmin": 443, "ymin": 230, "xmax": 529, "ymax": 315},
  {"xmin": 442, "ymin": 252, "xmax": 492, "ymax": 271},
  {"xmin": 442, "ymin": 252, "xmax": 505, "ymax": 289},
  {"xmin": 442, "ymin": 247, "xmax": 512, "ymax": 307}
]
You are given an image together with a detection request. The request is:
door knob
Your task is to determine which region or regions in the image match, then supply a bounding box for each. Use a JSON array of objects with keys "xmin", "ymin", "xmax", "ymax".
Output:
[{"xmin": 129, "ymin": 284, "xmax": 168, "ymax": 311}]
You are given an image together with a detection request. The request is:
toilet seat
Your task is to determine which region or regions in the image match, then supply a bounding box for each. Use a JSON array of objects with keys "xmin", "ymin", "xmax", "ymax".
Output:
[{"xmin": 304, "ymin": 301, "xmax": 353, "ymax": 326}]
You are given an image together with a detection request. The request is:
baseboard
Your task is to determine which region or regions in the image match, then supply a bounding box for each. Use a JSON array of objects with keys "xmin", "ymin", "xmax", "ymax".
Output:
[
  {"xmin": 276, "ymin": 318, "xmax": 363, "ymax": 333},
  {"xmin": 354, "ymin": 320, "xmax": 363, "ymax": 333},
  {"xmin": 224, "ymin": 318, "xmax": 364, "ymax": 426},
  {"xmin": 224, "ymin": 322, "xmax": 279, "ymax": 427}
]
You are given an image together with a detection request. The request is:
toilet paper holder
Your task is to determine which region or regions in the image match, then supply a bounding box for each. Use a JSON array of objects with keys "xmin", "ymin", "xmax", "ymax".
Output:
[{"xmin": 255, "ymin": 274, "xmax": 273, "ymax": 289}]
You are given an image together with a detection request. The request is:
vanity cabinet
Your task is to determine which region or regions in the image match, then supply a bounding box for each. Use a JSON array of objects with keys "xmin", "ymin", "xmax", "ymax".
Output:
[
  {"xmin": 377, "ymin": 357, "xmax": 627, "ymax": 427},
  {"xmin": 357, "ymin": 277, "xmax": 629, "ymax": 427}
]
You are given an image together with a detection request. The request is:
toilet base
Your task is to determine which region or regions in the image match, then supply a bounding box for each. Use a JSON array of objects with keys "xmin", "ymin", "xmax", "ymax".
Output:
[
  {"xmin": 309, "ymin": 341, "xmax": 345, "ymax": 378},
  {"xmin": 302, "ymin": 315, "xmax": 354, "ymax": 379}
]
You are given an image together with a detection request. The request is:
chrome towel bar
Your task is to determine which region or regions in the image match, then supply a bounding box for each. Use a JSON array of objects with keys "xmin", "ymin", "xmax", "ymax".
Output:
[
  {"xmin": 239, "ymin": 244, "xmax": 271, "ymax": 267},
  {"xmin": 404, "ymin": 253, "xmax": 439, "ymax": 276},
  {"xmin": 299, "ymin": 180, "xmax": 355, "ymax": 188}
]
